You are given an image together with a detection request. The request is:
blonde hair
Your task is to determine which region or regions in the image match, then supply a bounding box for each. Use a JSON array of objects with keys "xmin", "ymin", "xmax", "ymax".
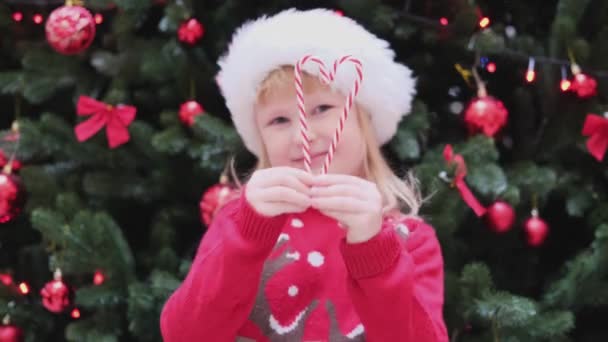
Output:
[{"xmin": 229, "ymin": 66, "xmax": 423, "ymax": 218}]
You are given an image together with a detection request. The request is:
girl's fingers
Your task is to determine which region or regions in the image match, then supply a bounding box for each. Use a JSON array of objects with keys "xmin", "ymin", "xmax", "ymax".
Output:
[
  {"xmin": 310, "ymin": 183, "xmax": 363, "ymax": 199},
  {"xmin": 268, "ymin": 167, "xmax": 313, "ymax": 194},
  {"xmin": 261, "ymin": 203, "xmax": 309, "ymax": 216},
  {"xmin": 261, "ymin": 186, "xmax": 311, "ymax": 208},
  {"xmin": 311, "ymin": 196, "xmax": 368, "ymax": 213},
  {"xmin": 312, "ymin": 173, "xmax": 369, "ymax": 188}
]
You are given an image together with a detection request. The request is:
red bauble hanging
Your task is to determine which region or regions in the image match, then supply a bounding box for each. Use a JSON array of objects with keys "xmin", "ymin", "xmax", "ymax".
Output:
[
  {"xmin": 45, "ymin": 3, "xmax": 96, "ymax": 55},
  {"xmin": 0, "ymin": 150, "xmax": 22, "ymax": 172},
  {"xmin": 485, "ymin": 201, "xmax": 515, "ymax": 233},
  {"xmin": 570, "ymin": 64, "xmax": 597, "ymax": 99},
  {"xmin": 0, "ymin": 169, "xmax": 26, "ymax": 224},
  {"xmin": 0, "ymin": 317, "xmax": 23, "ymax": 342},
  {"xmin": 463, "ymin": 88, "xmax": 508, "ymax": 138},
  {"xmin": 179, "ymin": 100, "xmax": 204, "ymax": 127},
  {"xmin": 40, "ymin": 269, "xmax": 72, "ymax": 313},
  {"xmin": 524, "ymin": 210, "xmax": 549, "ymax": 247},
  {"xmin": 199, "ymin": 176, "xmax": 238, "ymax": 226},
  {"xmin": 177, "ymin": 18, "xmax": 204, "ymax": 45}
]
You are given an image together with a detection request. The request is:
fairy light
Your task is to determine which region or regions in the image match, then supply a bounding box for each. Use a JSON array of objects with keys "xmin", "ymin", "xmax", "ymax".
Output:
[
  {"xmin": 525, "ymin": 57, "xmax": 536, "ymax": 83},
  {"xmin": 480, "ymin": 56, "xmax": 489, "ymax": 68},
  {"xmin": 71, "ymin": 308, "xmax": 81, "ymax": 319},
  {"xmin": 334, "ymin": 10, "xmax": 343, "ymax": 16},
  {"xmin": 479, "ymin": 16, "xmax": 490, "ymax": 28},
  {"xmin": 12, "ymin": 12, "xmax": 23, "ymax": 22},
  {"xmin": 94, "ymin": 13, "xmax": 103, "ymax": 24},
  {"xmin": 33, "ymin": 13, "xmax": 44, "ymax": 24},
  {"xmin": 18, "ymin": 282, "xmax": 30, "ymax": 294},
  {"xmin": 93, "ymin": 270, "xmax": 105, "ymax": 285},
  {"xmin": 0, "ymin": 273, "xmax": 13, "ymax": 286},
  {"xmin": 560, "ymin": 65, "xmax": 571, "ymax": 91},
  {"xmin": 440, "ymin": 17, "xmax": 449, "ymax": 26},
  {"xmin": 487, "ymin": 62, "xmax": 497, "ymax": 73}
]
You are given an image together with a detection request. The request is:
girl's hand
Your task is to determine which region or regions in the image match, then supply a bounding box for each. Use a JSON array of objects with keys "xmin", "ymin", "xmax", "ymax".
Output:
[
  {"xmin": 246, "ymin": 167, "xmax": 313, "ymax": 217},
  {"xmin": 310, "ymin": 174, "xmax": 383, "ymax": 243}
]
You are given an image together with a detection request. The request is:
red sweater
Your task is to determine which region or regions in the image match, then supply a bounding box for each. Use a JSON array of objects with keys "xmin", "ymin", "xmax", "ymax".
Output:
[{"xmin": 160, "ymin": 189, "xmax": 448, "ymax": 341}]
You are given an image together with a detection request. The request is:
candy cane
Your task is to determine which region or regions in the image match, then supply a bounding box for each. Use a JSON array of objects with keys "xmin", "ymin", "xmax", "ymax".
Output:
[
  {"xmin": 294, "ymin": 54, "xmax": 363, "ymax": 174},
  {"xmin": 323, "ymin": 55, "xmax": 363, "ymax": 174},
  {"xmin": 295, "ymin": 55, "xmax": 330, "ymax": 173}
]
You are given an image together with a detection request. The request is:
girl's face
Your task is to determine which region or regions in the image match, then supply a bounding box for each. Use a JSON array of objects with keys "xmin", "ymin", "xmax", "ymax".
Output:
[{"xmin": 254, "ymin": 79, "xmax": 366, "ymax": 176}]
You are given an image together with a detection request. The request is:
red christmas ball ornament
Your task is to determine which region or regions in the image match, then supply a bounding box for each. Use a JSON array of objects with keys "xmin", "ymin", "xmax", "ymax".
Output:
[
  {"xmin": 40, "ymin": 269, "xmax": 72, "ymax": 313},
  {"xmin": 524, "ymin": 210, "xmax": 549, "ymax": 247},
  {"xmin": 0, "ymin": 315, "xmax": 24, "ymax": 342},
  {"xmin": 199, "ymin": 176, "xmax": 238, "ymax": 226},
  {"xmin": 179, "ymin": 100, "xmax": 204, "ymax": 127},
  {"xmin": 45, "ymin": 4, "xmax": 96, "ymax": 55},
  {"xmin": 463, "ymin": 88, "xmax": 508, "ymax": 138},
  {"xmin": 0, "ymin": 170, "xmax": 26, "ymax": 224},
  {"xmin": 0, "ymin": 150, "xmax": 22, "ymax": 172},
  {"xmin": 570, "ymin": 71, "xmax": 597, "ymax": 99},
  {"xmin": 0, "ymin": 273, "xmax": 13, "ymax": 286},
  {"xmin": 485, "ymin": 201, "xmax": 515, "ymax": 233},
  {"xmin": 177, "ymin": 18, "xmax": 204, "ymax": 45},
  {"xmin": 93, "ymin": 270, "xmax": 104, "ymax": 285}
]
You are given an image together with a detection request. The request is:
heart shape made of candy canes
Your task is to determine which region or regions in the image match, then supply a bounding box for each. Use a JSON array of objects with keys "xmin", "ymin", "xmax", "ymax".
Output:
[{"xmin": 294, "ymin": 55, "xmax": 363, "ymax": 174}]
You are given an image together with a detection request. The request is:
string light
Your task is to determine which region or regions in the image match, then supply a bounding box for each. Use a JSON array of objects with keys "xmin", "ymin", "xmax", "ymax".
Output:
[
  {"xmin": 32, "ymin": 14, "xmax": 43, "ymax": 24},
  {"xmin": 18, "ymin": 282, "xmax": 29, "ymax": 295},
  {"xmin": 486, "ymin": 62, "xmax": 497, "ymax": 73},
  {"xmin": 334, "ymin": 10, "xmax": 343, "ymax": 16},
  {"xmin": 12, "ymin": 12, "xmax": 23, "ymax": 22},
  {"xmin": 439, "ymin": 17, "xmax": 449, "ymax": 26},
  {"xmin": 93, "ymin": 270, "xmax": 105, "ymax": 285},
  {"xmin": 479, "ymin": 16, "xmax": 490, "ymax": 28},
  {"xmin": 71, "ymin": 308, "xmax": 81, "ymax": 319},
  {"xmin": 94, "ymin": 13, "xmax": 103, "ymax": 24},
  {"xmin": 525, "ymin": 57, "xmax": 536, "ymax": 83},
  {"xmin": 560, "ymin": 66, "xmax": 571, "ymax": 91},
  {"xmin": 0, "ymin": 273, "xmax": 13, "ymax": 286}
]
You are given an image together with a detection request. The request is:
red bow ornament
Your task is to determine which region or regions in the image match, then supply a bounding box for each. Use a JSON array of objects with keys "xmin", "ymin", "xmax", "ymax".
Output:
[
  {"xmin": 582, "ymin": 113, "xmax": 608, "ymax": 161},
  {"xmin": 443, "ymin": 144, "xmax": 487, "ymax": 217},
  {"xmin": 74, "ymin": 96, "xmax": 136, "ymax": 148}
]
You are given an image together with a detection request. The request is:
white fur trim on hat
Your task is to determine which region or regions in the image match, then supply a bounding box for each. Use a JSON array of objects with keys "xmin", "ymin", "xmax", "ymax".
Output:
[{"xmin": 216, "ymin": 8, "xmax": 416, "ymax": 157}]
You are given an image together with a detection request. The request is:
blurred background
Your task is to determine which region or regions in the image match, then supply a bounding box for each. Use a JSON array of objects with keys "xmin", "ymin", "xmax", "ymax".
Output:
[{"xmin": 1, "ymin": 0, "xmax": 607, "ymax": 341}]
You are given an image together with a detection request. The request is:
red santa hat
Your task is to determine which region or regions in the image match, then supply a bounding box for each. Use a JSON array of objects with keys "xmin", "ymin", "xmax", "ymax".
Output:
[{"xmin": 216, "ymin": 8, "xmax": 416, "ymax": 157}]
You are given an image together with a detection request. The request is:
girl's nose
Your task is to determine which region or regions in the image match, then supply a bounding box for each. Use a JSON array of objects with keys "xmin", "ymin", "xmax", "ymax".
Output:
[{"xmin": 291, "ymin": 120, "xmax": 317, "ymax": 146}]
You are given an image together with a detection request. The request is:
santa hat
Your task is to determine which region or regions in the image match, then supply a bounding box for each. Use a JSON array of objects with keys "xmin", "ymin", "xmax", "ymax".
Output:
[{"xmin": 216, "ymin": 8, "xmax": 416, "ymax": 157}]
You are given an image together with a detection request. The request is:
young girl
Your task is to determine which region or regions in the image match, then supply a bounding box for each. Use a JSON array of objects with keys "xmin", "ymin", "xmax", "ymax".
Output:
[{"xmin": 160, "ymin": 8, "xmax": 447, "ymax": 342}]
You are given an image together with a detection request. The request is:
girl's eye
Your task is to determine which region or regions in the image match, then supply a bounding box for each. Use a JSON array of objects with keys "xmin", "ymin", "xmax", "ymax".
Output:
[
  {"xmin": 269, "ymin": 116, "xmax": 289, "ymax": 125},
  {"xmin": 313, "ymin": 105, "xmax": 333, "ymax": 115}
]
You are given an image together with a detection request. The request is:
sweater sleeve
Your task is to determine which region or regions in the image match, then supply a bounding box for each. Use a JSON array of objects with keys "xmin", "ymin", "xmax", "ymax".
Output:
[
  {"xmin": 339, "ymin": 218, "xmax": 448, "ymax": 342},
  {"xmin": 160, "ymin": 187, "xmax": 287, "ymax": 342}
]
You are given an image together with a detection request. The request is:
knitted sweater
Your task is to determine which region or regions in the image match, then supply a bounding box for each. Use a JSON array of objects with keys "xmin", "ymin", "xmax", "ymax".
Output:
[{"xmin": 160, "ymin": 189, "xmax": 448, "ymax": 341}]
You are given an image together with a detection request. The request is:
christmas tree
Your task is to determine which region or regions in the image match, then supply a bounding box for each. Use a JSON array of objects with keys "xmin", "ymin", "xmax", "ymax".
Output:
[{"xmin": 1, "ymin": 0, "xmax": 607, "ymax": 341}]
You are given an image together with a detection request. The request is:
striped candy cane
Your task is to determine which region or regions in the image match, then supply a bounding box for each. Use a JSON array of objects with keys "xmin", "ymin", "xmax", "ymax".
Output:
[
  {"xmin": 294, "ymin": 54, "xmax": 363, "ymax": 174},
  {"xmin": 295, "ymin": 55, "xmax": 330, "ymax": 173}
]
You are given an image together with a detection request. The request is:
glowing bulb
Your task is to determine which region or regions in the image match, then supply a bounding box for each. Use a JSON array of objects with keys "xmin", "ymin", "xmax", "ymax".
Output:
[
  {"xmin": 94, "ymin": 13, "xmax": 103, "ymax": 24},
  {"xmin": 440, "ymin": 17, "xmax": 449, "ymax": 26},
  {"xmin": 560, "ymin": 65, "xmax": 571, "ymax": 91},
  {"xmin": 33, "ymin": 14, "xmax": 43, "ymax": 24},
  {"xmin": 71, "ymin": 308, "xmax": 81, "ymax": 319},
  {"xmin": 18, "ymin": 282, "xmax": 30, "ymax": 294},
  {"xmin": 486, "ymin": 62, "xmax": 497, "ymax": 73},
  {"xmin": 525, "ymin": 57, "xmax": 536, "ymax": 83},
  {"xmin": 0, "ymin": 273, "xmax": 13, "ymax": 286},
  {"xmin": 93, "ymin": 271, "xmax": 105, "ymax": 285},
  {"xmin": 479, "ymin": 17, "xmax": 490, "ymax": 28},
  {"xmin": 12, "ymin": 12, "xmax": 23, "ymax": 22}
]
